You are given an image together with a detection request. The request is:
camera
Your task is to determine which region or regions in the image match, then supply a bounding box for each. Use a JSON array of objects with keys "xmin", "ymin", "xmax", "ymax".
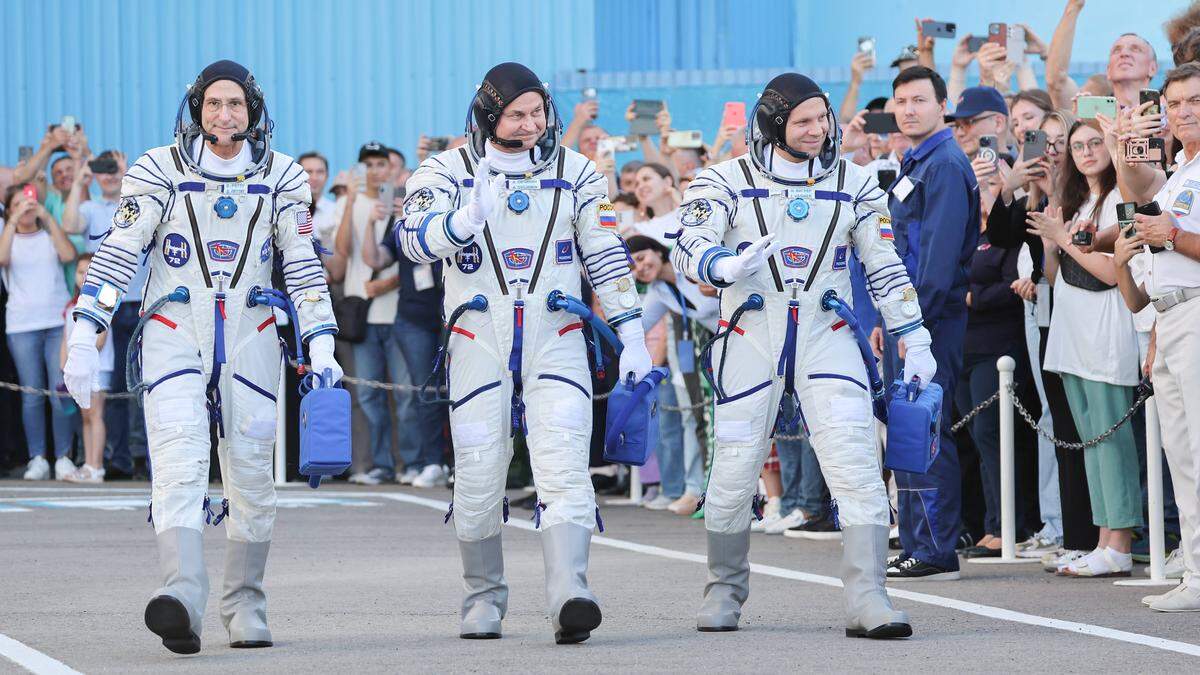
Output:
[
  {"xmin": 1071, "ymin": 229, "xmax": 1094, "ymax": 247},
  {"xmin": 88, "ymin": 151, "xmax": 119, "ymax": 175},
  {"xmin": 427, "ymin": 136, "xmax": 451, "ymax": 152},
  {"xmin": 1125, "ymin": 137, "xmax": 1164, "ymax": 164}
]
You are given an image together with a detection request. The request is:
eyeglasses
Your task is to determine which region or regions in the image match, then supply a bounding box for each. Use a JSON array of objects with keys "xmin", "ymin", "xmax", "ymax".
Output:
[
  {"xmin": 1069, "ymin": 138, "xmax": 1105, "ymax": 154},
  {"xmin": 1046, "ymin": 138, "xmax": 1066, "ymax": 153},
  {"xmin": 203, "ymin": 99, "xmax": 246, "ymax": 113},
  {"xmin": 955, "ymin": 113, "xmax": 998, "ymax": 130}
]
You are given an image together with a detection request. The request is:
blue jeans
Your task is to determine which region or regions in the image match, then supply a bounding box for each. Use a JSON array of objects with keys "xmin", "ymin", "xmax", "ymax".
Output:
[
  {"xmin": 105, "ymin": 301, "xmax": 147, "ymax": 472},
  {"xmin": 776, "ymin": 432, "xmax": 828, "ymax": 516},
  {"xmin": 656, "ymin": 383, "xmax": 705, "ymax": 498},
  {"xmin": 352, "ymin": 323, "xmax": 413, "ymax": 478},
  {"xmin": 392, "ymin": 313, "xmax": 446, "ymax": 470},
  {"xmin": 7, "ymin": 327, "xmax": 74, "ymax": 460}
]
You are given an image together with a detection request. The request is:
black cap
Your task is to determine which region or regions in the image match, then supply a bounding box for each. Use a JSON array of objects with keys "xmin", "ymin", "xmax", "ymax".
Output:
[
  {"xmin": 358, "ymin": 141, "xmax": 389, "ymax": 162},
  {"xmin": 473, "ymin": 62, "xmax": 547, "ymax": 144},
  {"xmin": 757, "ymin": 73, "xmax": 826, "ymax": 156},
  {"xmin": 187, "ymin": 60, "xmax": 263, "ymax": 128}
]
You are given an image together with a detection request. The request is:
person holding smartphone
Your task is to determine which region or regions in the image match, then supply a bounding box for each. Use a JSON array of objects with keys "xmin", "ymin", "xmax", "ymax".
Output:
[{"xmin": 0, "ymin": 184, "xmax": 77, "ymax": 482}]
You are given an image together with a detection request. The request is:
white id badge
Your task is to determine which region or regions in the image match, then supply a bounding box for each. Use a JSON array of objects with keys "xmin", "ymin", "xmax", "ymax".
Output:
[
  {"xmin": 413, "ymin": 264, "xmax": 435, "ymax": 291},
  {"xmin": 1035, "ymin": 280, "xmax": 1051, "ymax": 327},
  {"xmin": 892, "ymin": 176, "xmax": 915, "ymax": 202}
]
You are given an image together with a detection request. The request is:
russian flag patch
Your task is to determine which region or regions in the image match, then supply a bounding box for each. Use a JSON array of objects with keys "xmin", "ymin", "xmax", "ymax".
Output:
[
  {"xmin": 878, "ymin": 215, "xmax": 893, "ymax": 241},
  {"xmin": 598, "ymin": 202, "xmax": 617, "ymax": 228}
]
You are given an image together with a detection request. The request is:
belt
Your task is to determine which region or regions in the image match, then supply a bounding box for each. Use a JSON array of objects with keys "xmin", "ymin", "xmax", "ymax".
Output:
[{"xmin": 1152, "ymin": 287, "xmax": 1200, "ymax": 312}]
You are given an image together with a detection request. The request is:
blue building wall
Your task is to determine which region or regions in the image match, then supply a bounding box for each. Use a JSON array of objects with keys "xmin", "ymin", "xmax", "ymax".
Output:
[{"xmin": 2, "ymin": 0, "xmax": 1188, "ymax": 176}]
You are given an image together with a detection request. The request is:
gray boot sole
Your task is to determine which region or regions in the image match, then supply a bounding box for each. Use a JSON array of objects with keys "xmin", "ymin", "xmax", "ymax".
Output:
[
  {"xmin": 845, "ymin": 622, "xmax": 913, "ymax": 639},
  {"xmin": 145, "ymin": 595, "xmax": 201, "ymax": 654}
]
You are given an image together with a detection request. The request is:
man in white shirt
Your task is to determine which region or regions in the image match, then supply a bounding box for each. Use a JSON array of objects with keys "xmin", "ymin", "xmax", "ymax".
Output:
[{"xmin": 1110, "ymin": 62, "xmax": 1200, "ymax": 612}]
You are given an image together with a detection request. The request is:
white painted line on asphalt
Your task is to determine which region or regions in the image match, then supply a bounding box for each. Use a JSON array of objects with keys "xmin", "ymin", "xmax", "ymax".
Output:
[
  {"xmin": 372, "ymin": 491, "xmax": 1200, "ymax": 658},
  {"xmin": 0, "ymin": 633, "xmax": 82, "ymax": 675}
]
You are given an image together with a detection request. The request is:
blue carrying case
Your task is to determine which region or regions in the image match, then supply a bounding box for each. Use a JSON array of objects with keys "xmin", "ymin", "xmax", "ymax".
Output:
[
  {"xmin": 603, "ymin": 367, "xmax": 669, "ymax": 466},
  {"xmin": 884, "ymin": 378, "xmax": 943, "ymax": 474},
  {"xmin": 299, "ymin": 369, "xmax": 352, "ymax": 488}
]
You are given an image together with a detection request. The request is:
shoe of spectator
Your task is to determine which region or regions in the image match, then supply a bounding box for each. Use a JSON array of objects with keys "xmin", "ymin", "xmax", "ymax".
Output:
[
  {"xmin": 887, "ymin": 552, "xmax": 908, "ymax": 568},
  {"xmin": 23, "ymin": 456, "xmax": 50, "ymax": 481},
  {"xmin": 1057, "ymin": 548, "xmax": 1132, "ymax": 578},
  {"xmin": 643, "ymin": 494, "xmax": 674, "ymax": 511},
  {"xmin": 783, "ymin": 512, "xmax": 841, "ymax": 540},
  {"xmin": 1142, "ymin": 582, "xmax": 1185, "ymax": 607},
  {"xmin": 668, "ymin": 493, "xmax": 701, "ymax": 516},
  {"xmin": 1016, "ymin": 534, "xmax": 1062, "ymax": 559},
  {"xmin": 348, "ymin": 472, "xmax": 381, "ymax": 486},
  {"xmin": 765, "ymin": 508, "xmax": 809, "ymax": 535},
  {"xmin": 1149, "ymin": 584, "xmax": 1200, "ymax": 612},
  {"xmin": 962, "ymin": 544, "xmax": 1001, "ymax": 559},
  {"xmin": 398, "ymin": 467, "xmax": 420, "ymax": 485},
  {"xmin": 54, "ymin": 456, "xmax": 77, "ymax": 481},
  {"xmin": 886, "ymin": 557, "xmax": 960, "ymax": 581},
  {"xmin": 64, "ymin": 465, "xmax": 106, "ymax": 484},
  {"xmin": 1042, "ymin": 549, "xmax": 1086, "ymax": 573},
  {"xmin": 953, "ymin": 532, "xmax": 976, "ymax": 555},
  {"xmin": 412, "ymin": 464, "xmax": 448, "ymax": 489},
  {"xmin": 751, "ymin": 498, "xmax": 782, "ymax": 532},
  {"xmin": 1162, "ymin": 547, "xmax": 1186, "ymax": 579}
]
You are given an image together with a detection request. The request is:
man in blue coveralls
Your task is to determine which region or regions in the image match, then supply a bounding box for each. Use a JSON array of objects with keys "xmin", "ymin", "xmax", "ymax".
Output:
[{"xmin": 881, "ymin": 66, "xmax": 980, "ymax": 581}]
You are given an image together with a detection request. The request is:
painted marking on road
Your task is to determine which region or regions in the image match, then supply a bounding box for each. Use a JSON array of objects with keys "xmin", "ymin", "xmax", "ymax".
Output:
[
  {"xmin": 0, "ymin": 632, "xmax": 82, "ymax": 675},
  {"xmin": 0, "ymin": 495, "xmax": 381, "ymax": 511},
  {"xmin": 370, "ymin": 491, "xmax": 1200, "ymax": 658}
]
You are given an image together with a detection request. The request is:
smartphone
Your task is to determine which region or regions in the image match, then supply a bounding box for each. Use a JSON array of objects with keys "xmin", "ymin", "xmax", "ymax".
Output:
[
  {"xmin": 352, "ymin": 162, "xmax": 367, "ymax": 193},
  {"xmin": 1071, "ymin": 229, "xmax": 1094, "ymax": 247},
  {"xmin": 582, "ymin": 88, "xmax": 598, "ymax": 120},
  {"xmin": 863, "ymin": 112, "xmax": 900, "ymax": 134},
  {"xmin": 978, "ymin": 135, "xmax": 999, "ymax": 172},
  {"xmin": 630, "ymin": 99, "xmax": 665, "ymax": 136},
  {"xmin": 88, "ymin": 154, "xmax": 119, "ymax": 174},
  {"xmin": 61, "ymin": 115, "xmax": 77, "ymax": 134},
  {"xmin": 427, "ymin": 136, "xmax": 450, "ymax": 152},
  {"xmin": 721, "ymin": 101, "xmax": 747, "ymax": 130},
  {"xmin": 1137, "ymin": 201, "xmax": 1168, "ymax": 253},
  {"xmin": 877, "ymin": 169, "xmax": 898, "ymax": 190},
  {"xmin": 1006, "ymin": 24, "xmax": 1027, "ymax": 63},
  {"xmin": 1076, "ymin": 96, "xmax": 1118, "ymax": 120},
  {"xmin": 967, "ymin": 36, "xmax": 987, "ymax": 53},
  {"xmin": 597, "ymin": 137, "xmax": 617, "ymax": 164},
  {"xmin": 667, "ymin": 130, "xmax": 704, "ymax": 149},
  {"xmin": 1140, "ymin": 88, "xmax": 1161, "ymax": 116},
  {"xmin": 857, "ymin": 36, "xmax": 876, "ymax": 60},
  {"xmin": 22, "ymin": 184, "xmax": 38, "ymax": 201},
  {"xmin": 609, "ymin": 135, "xmax": 638, "ymax": 152},
  {"xmin": 1023, "ymin": 130, "xmax": 1047, "ymax": 160},
  {"xmin": 1117, "ymin": 202, "xmax": 1138, "ymax": 238},
  {"xmin": 988, "ymin": 23, "xmax": 1007, "ymax": 49},
  {"xmin": 18, "ymin": 146, "xmax": 33, "ymax": 163},
  {"xmin": 378, "ymin": 182, "xmax": 396, "ymax": 222},
  {"xmin": 1126, "ymin": 137, "xmax": 1165, "ymax": 164},
  {"xmin": 921, "ymin": 20, "xmax": 956, "ymax": 39}
]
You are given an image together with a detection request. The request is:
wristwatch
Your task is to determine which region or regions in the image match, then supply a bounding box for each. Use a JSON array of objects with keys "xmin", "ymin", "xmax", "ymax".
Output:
[{"xmin": 1165, "ymin": 227, "xmax": 1180, "ymax": 251}]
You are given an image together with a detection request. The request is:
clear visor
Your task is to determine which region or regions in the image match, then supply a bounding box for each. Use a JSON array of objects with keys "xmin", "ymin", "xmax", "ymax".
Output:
[
  {"xmin": 173, "ymin": 94, "xmax": 272, "ymax": 181},
  {"xmin": 466, "ymin": 88, "xmax": 563, "ymax": 175}
]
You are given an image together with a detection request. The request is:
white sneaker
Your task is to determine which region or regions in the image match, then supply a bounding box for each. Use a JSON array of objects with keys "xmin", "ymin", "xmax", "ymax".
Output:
[
  {"xmin": 348, "ymin": 472, "xmax": 381, "ymax": 486},
  {"xmin": 1042, "ymin": 549, "xmax": 1086, "ymax": 572},
  {"xmin": 1150, "ymin": 584, "xmax": 1200, "ymax": 612},
  {"xmin": 1016, "ymin": 533, "xmax": 1062, "ymax": 559},
  {"xmin": 64, "ymin": 465, "xmax": 105, "ymax": 484},
  {"xmin": 54, "ymin": 456, "xmax": 77, "ymax": 481},
  {"xmin": 411, "ymin": 464, "xmax": 448, "ymax": 489},
  {"xmin": 765, "ymin": 508, "xmax": 809, "ymax": 535},
  {"xmin": 1143, "ymin": 582, "xmax": 1185, "ymax": 607},
  {"xmin": 752, "ymin": 497, "xmax": 782, "ymax": 531},
  {"xmin": 23, "ymin": 456, "xmax": 50, "ymax": 481},
  {"xmin": 1058, "ymin": 548, "xmax": 1131, "ymax": 577},
  {"xmin": 397, "ymin": 467, "xmax": 420, "ymax": 485},
  {"xmin": 1161, "ymin": 547, "xmax": 1186, "ymax": 579},
  {"xmin": 642, "ymin": 494, "xmax": 674, "ymax": 510}
]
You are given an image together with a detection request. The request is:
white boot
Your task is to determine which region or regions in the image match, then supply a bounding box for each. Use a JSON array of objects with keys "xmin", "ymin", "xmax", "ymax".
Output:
[
  {"xmin": 541, "ymin": 523, "xmax": 602, "ymax": 644},
  {"xmin": 144, "ymin": 527, "xmax": 209, "ymax": 654},
  {"xmin": 220, "ymin": 540, "xmax": 273, "ymax": 647},
  {"xmin": 696, "ymin": 529, "xmax": 750, "ymax": 631},
  {"xmin": 459, "ymin": 534, "xmax": 508, "ymax": 639}
]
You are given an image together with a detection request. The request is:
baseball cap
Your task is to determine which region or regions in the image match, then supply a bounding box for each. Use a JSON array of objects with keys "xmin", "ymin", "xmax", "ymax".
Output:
[
  {"xmin": 890, "ymin": 45, "xmax": 919, "ymax": 68},
  {"xmin": 358, "ymin": 141, "xmax": 389, "ymax": 162},
  {"xmin": 945, "ymin": 86, "xmax": 1008, "ymax": 121}
]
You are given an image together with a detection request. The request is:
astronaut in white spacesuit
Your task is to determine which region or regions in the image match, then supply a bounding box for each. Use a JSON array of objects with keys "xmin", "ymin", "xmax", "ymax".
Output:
[
  {"xmin": 398, "ymin": 62, "xmax": 652, "ymax": 644},
  {"xmin": 670, "ymin": 73, "xmax": 936, "ymax": 639},
  {"xmin": 63, "ymin": 60, "xmax": 341, "ymax": 654}
]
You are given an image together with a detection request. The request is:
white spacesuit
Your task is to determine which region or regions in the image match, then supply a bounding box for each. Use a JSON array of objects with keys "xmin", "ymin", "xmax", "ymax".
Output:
[
  {"xmin": 670, "ymin": 73, "xmax": 935, "ymax": 639},
  {"xmin": 64, "ymin": 61, "xmax": 340, "ymax": 654},
  {"xmin": 399, "ymin": 62, "xmax": 650, "ymax": 644}
]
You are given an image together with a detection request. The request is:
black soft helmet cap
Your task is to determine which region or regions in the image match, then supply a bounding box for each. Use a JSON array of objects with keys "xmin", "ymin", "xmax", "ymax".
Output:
[
  {"xmin": 756, "ymin": 73, "xmax": 826, "ymax": 155},
  {"xmin": 472, "ymin": 62, "xmax": 548, "ymax": 144},
  {"xmin": 188, "ymin": 59, "xmax": 264, "ymax": 130}
]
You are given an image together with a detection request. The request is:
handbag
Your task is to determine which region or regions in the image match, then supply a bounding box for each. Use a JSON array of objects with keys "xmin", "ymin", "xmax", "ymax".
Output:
[{"xmin": 334, "ymin": 268, "xmax": 380, "ymax": 344}]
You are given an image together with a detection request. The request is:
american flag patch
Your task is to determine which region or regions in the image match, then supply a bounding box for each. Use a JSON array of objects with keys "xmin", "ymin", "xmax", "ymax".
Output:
[
  {"xmin": 878, "ymin": 216, "xmax": 894, "ymax": 240},
  {"xmin": 598, "ymin": 202, "xmax": 617, "ymax": 228},
  {"xmin": 295, "ymin": 208, "xmax": 313, "ymax": 236}
]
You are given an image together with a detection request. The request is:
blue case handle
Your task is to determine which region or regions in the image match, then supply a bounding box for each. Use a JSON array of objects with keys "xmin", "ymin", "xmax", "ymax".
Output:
[{"xmin": 603, "ymin": 367, "xmax": 669, "ymax": 451}]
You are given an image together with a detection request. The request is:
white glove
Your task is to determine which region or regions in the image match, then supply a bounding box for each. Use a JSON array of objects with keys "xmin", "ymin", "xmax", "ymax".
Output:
[
  {"xmin": 63, "ymin": 318, "xmax": 101, "ymax": 409},
  {"xmin": 711, "ymin": 233, "xmax": 782, "ymax": 284},
  {"xmin": 307, "ymin": 334, "xmax": 344, "ymax": 385},
  {"xmin": 449, "ymin": 158, "xmax": 504, "ymax": 241},
  {"xmin": 900, "ymin": 326, "xmax": 937, "ymax": 389},
  {"xmin": 616, "ymin": 320, "xmax": 654, "ymax": 383}
]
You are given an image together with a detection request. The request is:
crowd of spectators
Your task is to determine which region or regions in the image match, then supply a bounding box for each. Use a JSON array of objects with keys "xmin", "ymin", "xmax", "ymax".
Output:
[{"xmin": 3, "ymin": 0, "xmax": 1200, "ymax": 607}]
